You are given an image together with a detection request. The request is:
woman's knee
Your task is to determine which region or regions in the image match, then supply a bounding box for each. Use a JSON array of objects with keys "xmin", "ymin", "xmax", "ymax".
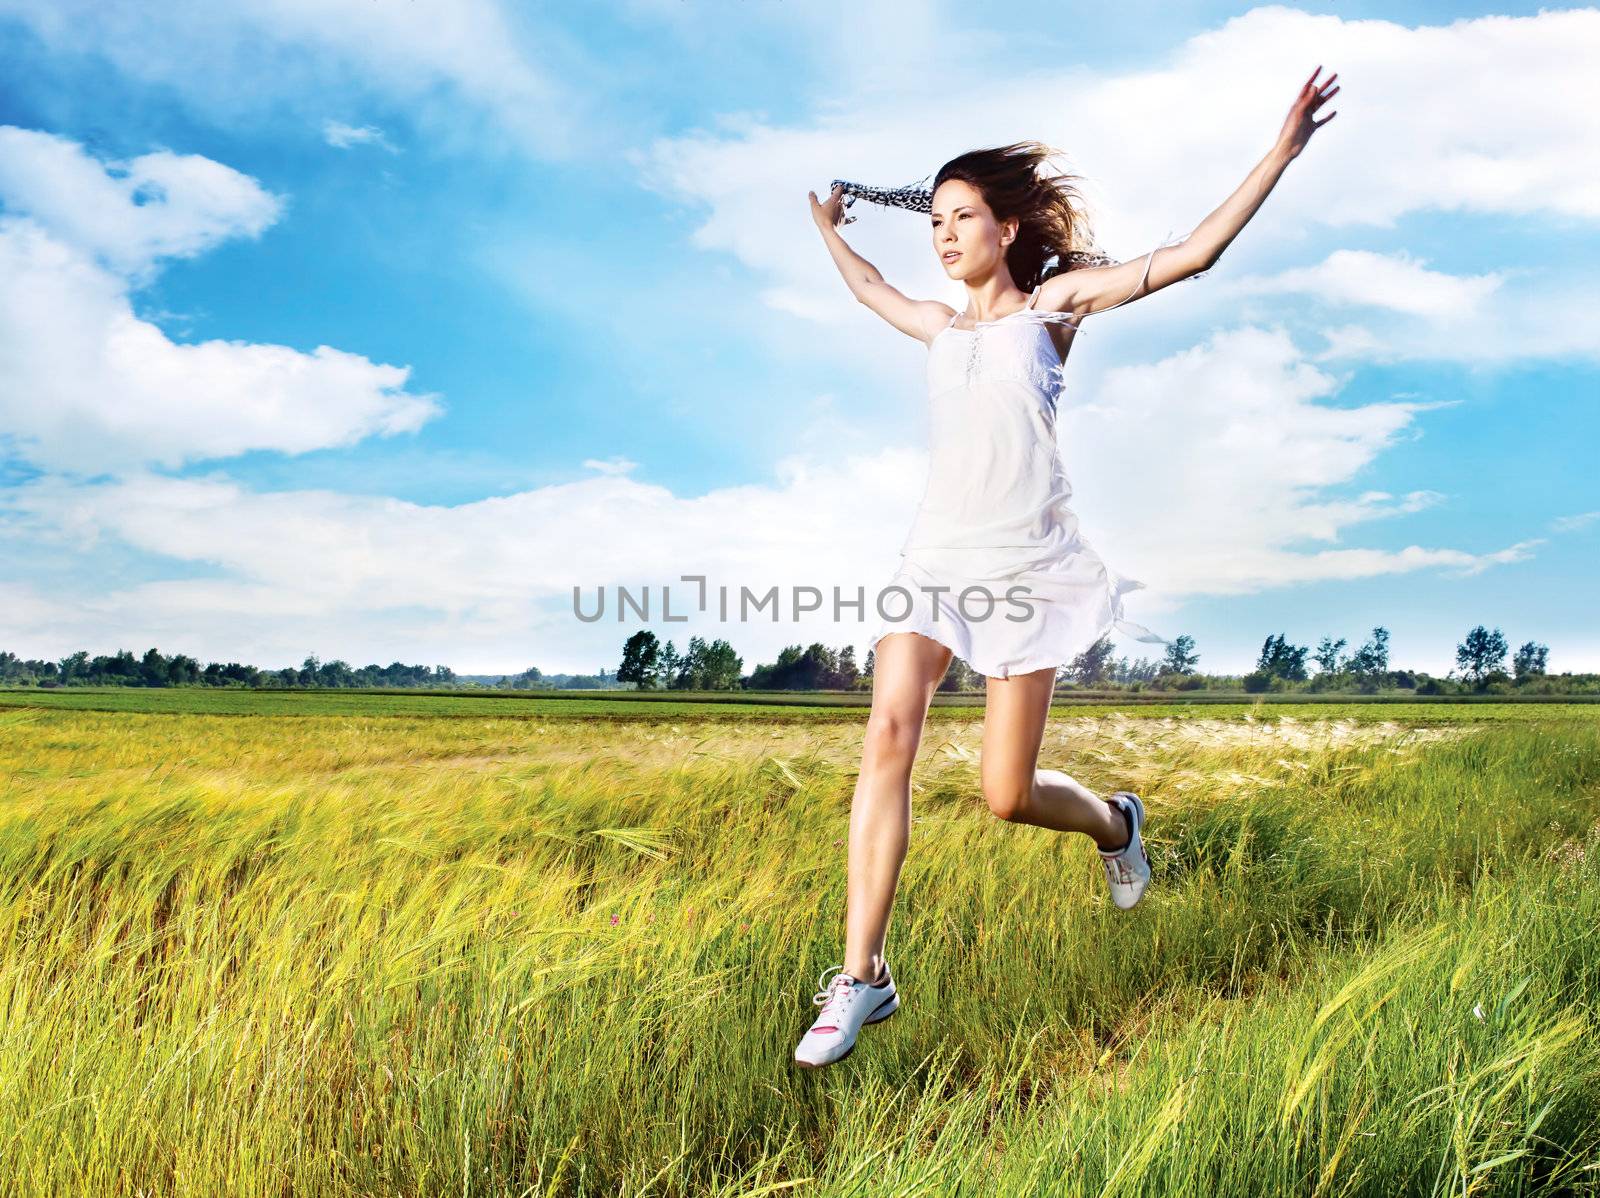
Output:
[
  {"xmin": 862, "ymin": 710, "xmax": 921, "ymax": 769},
  {"xmin": 982, "ymin": 772, "xmax": 1032, "ymax": 822}
]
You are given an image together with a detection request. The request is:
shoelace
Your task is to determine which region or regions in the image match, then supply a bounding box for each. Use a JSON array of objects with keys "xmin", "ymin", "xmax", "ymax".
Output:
[
  {"xmin": 1103, "ymin": 852, "xmax": 1138, "ymax": 885},
  {"xmin": 811, "ymin": 966, "xmax": 859, "ymax": 1024}
]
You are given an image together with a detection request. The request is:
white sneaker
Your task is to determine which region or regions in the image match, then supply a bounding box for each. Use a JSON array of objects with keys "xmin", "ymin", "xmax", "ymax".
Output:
[
  {"xmin": 1099, "ymin": 791, "xmax": 1151, "ymax": 909},
  {"xmin": 793, "ymin": 962, "xmax": 899, "ymax": 1069}
]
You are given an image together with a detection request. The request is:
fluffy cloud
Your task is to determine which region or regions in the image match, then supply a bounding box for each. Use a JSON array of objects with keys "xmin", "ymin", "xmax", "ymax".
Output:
[
  {"xmin": 0, "ymin": 321, "xmax": 1540, "ymax": 670},
  {"xmin": 0, "ymin": 454, "xmax": 928, "ymax": 671},
  {"xmin": 0, "ymin": 130, "xmax": 441, "ymax": 473},
  {"xmin": 634, "ymin": 8, "xmax": 1600, "ymax": 363},
  {"xmin": 1551, "ymin": 510, "xmax": 1600, "ymax": 534},
  {"xmin": 1223, "ymin": 249, "xmax": 1600, "ymax": 366},
  {"xmin": 1229, "ymin": 250, "xmax": 1504, "ymax": 321},
  {"xmin": 3, "ymin": 7, "xmax": 1588, "ymax": 672},
  {"xmin": 2, "ymin": 0, "xmax": 580, "ymax": 159},
  {"xmin": 0, "ymin": 125, "xmax": 283, "ymax": 280},
  {"xmin": 322, "ymin": 121, "xmax": 398, "ymax": 153},
  {"xmin": 1038, "ymin": 322, "xmax": 1538, "ymax": 596}
]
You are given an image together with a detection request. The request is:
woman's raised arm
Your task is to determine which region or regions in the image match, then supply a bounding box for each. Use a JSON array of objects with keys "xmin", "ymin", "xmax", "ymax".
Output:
[
  {"xmin": 809, "ymin": 183, "xmax": 951, "ymax": 344},
  {"xmin": 1038, "ymin": 65, "xmax": 1340, "ymax": 321}
]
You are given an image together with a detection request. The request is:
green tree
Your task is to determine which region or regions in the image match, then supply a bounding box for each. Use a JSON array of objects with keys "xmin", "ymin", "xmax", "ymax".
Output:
[
  {"xmin": 673, "ymin": 637, "xmax": 707, "ymax": 690},
  {"xmin": 658, "ymin": 640, "xmax": 683, "ymax": 688},
  {"xmin": 837, "ymin": 645, "xmax": 860, "ymax": 690},
  {"xmin": 1114, "ymin": 655, "xmax": 1160, "ymax": 683},
  {"xmin": 700, "ymin": 639, "xmax": 743, "ymax": 690},
  {"xmin": 139, "ymin": 647, "xmax": 168, "ymax": 687},
  {"xmin": 316, "ymin": 658, "xmax": 356, "ymax": 688},
  {"xmin": 1256, "ymin": 633, "xmax": 1310, "ymax": 682},
  {"xmin": 939, "ymin": 657, "xmax": 979, "ymax": 691},
  {"xmin": 1346, "ymin": 627, "xmax": 1390, "ymax": 689},
  {"xmin": 1312, "ymin": 635, "xmax": 1347, "ymax": 676},
  {"xmin": 506, "ymin": 666, "xmax": 545, "ymax": 691},
  {"xmin": 1069, "ymin": 634, "xmax": 1116, "ymax": 684},
  {"xmin": 1512, "ymin": 640, "xmax": 1549, "ymax": 681},
  {"xmin": 1510, "ymin": 639, "xmax": 1548, "ymax": 678},
  {"xmin": 746, "ymin": 643, "xmax": 857, "ymax": 690},
  {"xmin": 1159, "ymin": 634, "xmax": 1199, "ymax": 675},
  {"xmin": 618, "ymin": 630, "xmax": 662, "ymax": 690},
  {"xmin": 1455, "ymin": 625, "xmax": 1508, "ymax": 686}
]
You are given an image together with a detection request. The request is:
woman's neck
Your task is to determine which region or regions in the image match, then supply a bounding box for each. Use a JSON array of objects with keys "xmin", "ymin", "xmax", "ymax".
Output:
[{"xmin": 961, "ymin": 280, "xmax": 1030, "ymax": 322}]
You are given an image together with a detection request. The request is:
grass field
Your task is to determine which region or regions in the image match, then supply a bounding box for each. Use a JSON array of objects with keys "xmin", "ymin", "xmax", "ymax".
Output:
[{"xmin": 1, "ymin": 692, "xmax": 1597, "ymax": 1194}]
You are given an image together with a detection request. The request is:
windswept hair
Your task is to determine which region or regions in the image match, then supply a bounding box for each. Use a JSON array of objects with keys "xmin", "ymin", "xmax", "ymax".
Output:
[
  {"xmin": 833, "ymin": 142, "xmax": 1118, "ymax": 288},
  {"xmin": 930, "ymin": 140, "xmax": 1116, "ymax": 290}
]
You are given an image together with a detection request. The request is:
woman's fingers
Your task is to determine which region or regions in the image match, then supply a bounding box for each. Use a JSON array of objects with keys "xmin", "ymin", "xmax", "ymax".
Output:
[{"xmin": 1302, "ymin": 66, "xmax": 1336, "ymax": 101}]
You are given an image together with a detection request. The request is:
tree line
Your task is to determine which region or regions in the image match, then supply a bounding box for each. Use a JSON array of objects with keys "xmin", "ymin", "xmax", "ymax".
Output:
[
  {"xmin": 615, "ymin": 623, "xmax": 1593, "ymax": 696},
  {"xmin": 2, "ymin": 622, "xmax": 1589, "ymax": 695},
  {"xmin": 1233, "ymin": 625, "xmax": 1560, "ymax": 694},
  {"xmin": 0, "ymin": 650, "xmax": 460, "ymax": 689}
]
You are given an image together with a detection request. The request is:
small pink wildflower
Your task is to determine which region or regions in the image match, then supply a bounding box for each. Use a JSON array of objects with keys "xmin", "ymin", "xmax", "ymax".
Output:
[{"xmin": 610, "ymin": 913, "xmax": 619, "ymax": 925}]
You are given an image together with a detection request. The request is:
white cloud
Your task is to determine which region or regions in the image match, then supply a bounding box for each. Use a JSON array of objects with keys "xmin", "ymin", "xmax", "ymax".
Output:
[
  {"xmin": 0, "ymin": 128, "xmax": 1543, "ymax": 671},
  {"xmin": 1228, "ymin": 249, "xmax": 1504, "ymax": 320},
  {"xmin": 1222, "ymin": 249, "xmax": 1600, "ymax": 367},
  {"xmin": 322, "ymin": 120, "xmax": 398, "ymax": 153},
  {"xmin": 2, "ymin": 0, "xmax": 583, "ymax": 160},
  {"xmin": 0, "ymin": 124, "xmax": 283, "ymax": 280},
  {"xmin": 1, "ymin": 8, "xmax": 1586, "ymax": 672},
  {"xmin": 1551, "ymin": 510, "xmax": 1600, "ymax": 533},
  {"xmin": 0, "ymin": 310, "xmax": 1540, "ymax": 669},
  {"xmin": 1052, "ymin": 323, "xmax": 1535, "ymax": 597},
  {"xmin": 581, "ymin": 456, "xmax": 639, "ymax": 476},
  {"xmin": 0, "ymin": 454, "xmax": 929, "ymax": 671},
  {"xmin": 0, "ymin": 131, "xmax": 441, "ymax": 473},
  {"xmin": 634, "ymin": 7, "xmax": 1600, "ymax": 359}
]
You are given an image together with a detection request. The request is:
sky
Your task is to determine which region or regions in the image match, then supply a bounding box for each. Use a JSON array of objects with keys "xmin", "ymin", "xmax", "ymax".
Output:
[{"xmin": 0, "ymin": 1, "xmax": 1595, "ymax": 678}]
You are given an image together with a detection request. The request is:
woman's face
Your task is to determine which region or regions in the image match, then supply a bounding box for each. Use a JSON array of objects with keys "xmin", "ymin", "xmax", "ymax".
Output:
[{"xmin": 931, "ymin": 179, "xmax": 1014, "ymax": 281}]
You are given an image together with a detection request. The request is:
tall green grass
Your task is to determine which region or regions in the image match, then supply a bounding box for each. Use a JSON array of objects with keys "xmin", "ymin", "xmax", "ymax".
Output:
[{"xmin": 0, "ymin": 707, "xmax": 1595, "ymax": 1194}]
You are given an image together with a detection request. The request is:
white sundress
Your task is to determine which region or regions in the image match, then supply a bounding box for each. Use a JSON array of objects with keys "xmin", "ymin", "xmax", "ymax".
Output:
[{"xmin": 866, "ymin": 240, "xmax": 1179, "ymax": 680}]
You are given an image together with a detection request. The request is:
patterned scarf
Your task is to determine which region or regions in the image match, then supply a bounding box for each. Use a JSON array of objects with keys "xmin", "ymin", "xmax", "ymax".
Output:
[{"xmin": 829, "ymin": 176, "xmax": 1119, "ymax": 271}]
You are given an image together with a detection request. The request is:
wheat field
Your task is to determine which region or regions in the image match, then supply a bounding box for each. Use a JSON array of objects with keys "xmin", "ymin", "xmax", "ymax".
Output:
[{"xmin": 0, "ymin": 698, "xmax": 1597, "ymax": 1195}]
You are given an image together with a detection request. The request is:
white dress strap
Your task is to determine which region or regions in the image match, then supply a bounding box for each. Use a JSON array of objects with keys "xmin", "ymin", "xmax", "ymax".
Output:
[
  {"xmin": 1094, "ymin": 229, "xmax": 1190, "ymax": 316},
  {"xmin": 1098, "ymin": 247, "xmax": 1157, "ymax": 315},
  {"xmin": 1015, "ymin": 282, "xmax": 1083, "ymax": 331}
]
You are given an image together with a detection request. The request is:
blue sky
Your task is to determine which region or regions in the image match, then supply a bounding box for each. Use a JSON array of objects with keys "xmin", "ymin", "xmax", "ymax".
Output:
[{"xmin": 0, "ymin": 1, "xmax": 1595, "ymax": 677}]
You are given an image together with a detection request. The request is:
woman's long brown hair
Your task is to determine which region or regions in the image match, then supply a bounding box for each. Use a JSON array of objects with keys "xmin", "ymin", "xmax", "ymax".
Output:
[{"xmin": 932, "ymin": 141, "xmax": 1116, "ymax": 290}]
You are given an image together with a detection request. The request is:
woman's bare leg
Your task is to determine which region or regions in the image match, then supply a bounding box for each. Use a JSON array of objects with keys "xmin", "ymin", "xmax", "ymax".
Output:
[
  {"xmin": 842, "ymin": 631, "xmax": 953, "ymax": 984},
  {"xmin": 979, "ymin": 667, "xmax": 1129, "ymax": 849}
]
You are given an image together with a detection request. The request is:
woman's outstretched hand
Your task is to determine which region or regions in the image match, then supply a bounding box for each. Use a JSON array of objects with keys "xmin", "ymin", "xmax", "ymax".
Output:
[
  {"xmin": 809, "ymin": 183, "xmax": 851, "ymax": 231},
  {"xmin": 1276, "ymin": 65, "xmax": 1339, "ymax": 160}
]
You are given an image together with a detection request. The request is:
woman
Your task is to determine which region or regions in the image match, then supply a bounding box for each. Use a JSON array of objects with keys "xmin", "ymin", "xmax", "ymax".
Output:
[{"xmin": 793, "ymin": 67, "xmax": 1338, "ymax": 1069}]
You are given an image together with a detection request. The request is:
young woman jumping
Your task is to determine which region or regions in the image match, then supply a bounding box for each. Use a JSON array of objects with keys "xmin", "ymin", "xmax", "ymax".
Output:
[{"xmin": 794, "ymin": 66, "xmax": 1338, "ymax": 1069}]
